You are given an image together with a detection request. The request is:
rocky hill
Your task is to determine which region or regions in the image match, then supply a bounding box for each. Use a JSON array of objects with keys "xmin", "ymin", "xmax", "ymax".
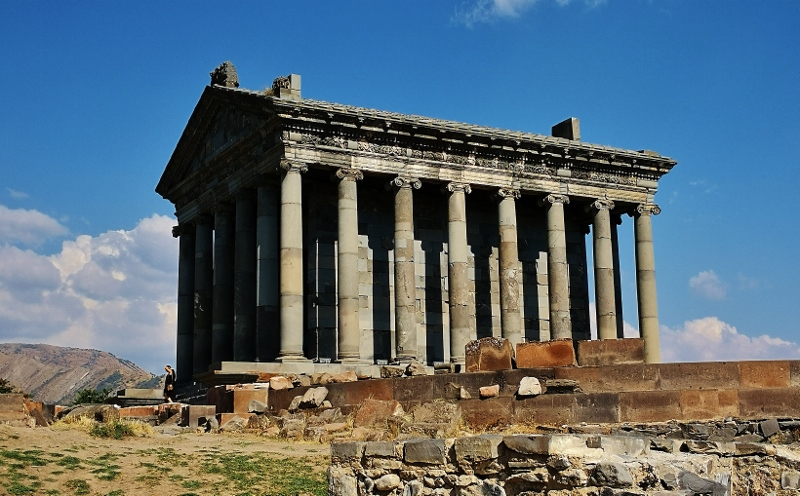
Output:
[{"xmin": 0, "ymin": 343, "xmax": 158, "ymax": 404}]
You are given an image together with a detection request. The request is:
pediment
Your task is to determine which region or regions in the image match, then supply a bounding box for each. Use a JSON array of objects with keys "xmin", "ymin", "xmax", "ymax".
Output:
[{"xmin": 156, "ymin": 87, "xmax": 272, "ymax": 200}]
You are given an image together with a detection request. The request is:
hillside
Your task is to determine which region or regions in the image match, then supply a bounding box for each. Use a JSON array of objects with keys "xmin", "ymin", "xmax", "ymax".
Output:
[{"xmin": 0, "ymin": 343, "xmax": 158, "ymax": 404}]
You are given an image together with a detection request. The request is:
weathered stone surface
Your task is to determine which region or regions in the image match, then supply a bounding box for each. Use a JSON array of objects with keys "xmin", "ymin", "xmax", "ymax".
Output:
[
  {"xmin": 182, "ymin": 404, "xmax": 216, "ymax": 428},
  {"xmin": 287, "ymin": 395, "xmax": 302, "ymax": 412},
  {"xmin": 365, "ymin": 441, "xmax": 397, "ymax": 457},
  {"xmin": 380, "ymin": 366, "xmax": 405, "ymax": 378},
  {"xmin": 455, "ymin": 435, "xmax": 503, "ymax": 463},
  {"xmin": 782, "ymin": 469, "xmax": 800, "ymax": 489},
  {"xmin": 374, "ymin": 474, "xmax": 402, "ymax": 491},
  {"xmin": 248, "ymin": 400, "xmax": 267, "ymax": 413},
  {"xmin": 590, "ymin": 462, "xmax": 634, "ymax": 487},
  {"xmin": 505, "ymin": 470, "xmax": 549, "ymax": 493},
  {"xmin": 62, "ymin": 404, "xmax": 120, "ymax": 423},
  {"xmin": 310, "ymin": 372, "xmax": 333, "ymax": 385},
  {"xmin": 544, "ymin": 378, "xmax": 581, "ymax": 393},
  {"xmin": 299, "ymin": 387, "xmax": 328, "ymax": 409},
  {"xmin": 503, "ymin": 435, "xmax": 549, "ymax": 455},
  {"xmin": 576, "ymin": 338, "xmax": 645, "ymax": 367},
  {"xmin": 269, "ymin": 376, "xmax": 292, "ymax": 390},
  {"xmin": 480, "ymin": 384, "xmax": 500, "ymax": 398},
  {"xmin": 328, "ymin": 466, "xmax": 357, "ymax": 495},
  {"xmin": 330, "ymin": 442, "xmax": 365, "ymax": 463},
  {"xmin": 330, "ymin": 371, "xmax": 358, "ymax": 383},
  {"xmin": 517, "ymin": 376, "xmax": 543, "ymax": 397},
  {"xmin": 678, "ymin": 472, "xmax": 725, "ymax": 494},
  {"xmin": 404, "ymin": 439, "xmax": 447, "ymax": 464},
  {"xmin": 516, "ymin": 339, "xmax": 576, "ymax": 368},
  {"xmin": 740, "ymin": 360, "xmax": 791, "ymax": 388},
  {"xmin": 353, "ymin": 398, "xmax": 404, "ymax": 429},
  {"xmin": 761, "ymin": 418, "xmax": 781, "ymax": 438},
  {"xmin": 406, "ymin": 360, "xmax": 428, "ymax": 376},
  {"xmin": 600, "ymin": 436, "xmax": 647, "ymax": 456},
  {"xmin": 465, "ymin": 337, "xmax": 513, "ymax": 372}
]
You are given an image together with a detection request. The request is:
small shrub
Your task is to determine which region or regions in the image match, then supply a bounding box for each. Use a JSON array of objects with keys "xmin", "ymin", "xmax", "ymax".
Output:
[
  {"xmin": 65, "ymin": 479, "xmax": 91, "ymax": 495},
  {"xmin": 0, "ymin": 377, "xmax": 18, "ymax": 394},
  {"xmin": 73, "ymin": 388, "xmax": 111, "ymax": 405}
]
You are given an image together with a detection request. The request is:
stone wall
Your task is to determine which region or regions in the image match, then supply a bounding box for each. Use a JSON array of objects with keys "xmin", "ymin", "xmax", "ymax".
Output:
[{"xmin": 329, "ymin": 432, "xmax": 800, "ymax": 495}]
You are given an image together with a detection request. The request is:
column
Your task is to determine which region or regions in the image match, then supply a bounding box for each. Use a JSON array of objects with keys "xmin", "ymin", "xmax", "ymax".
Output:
[
  {"xmin": 174, "ymin": 223, "xmax": 195, "ymax": 385},
  {"xmin": 256, "ymin": 182, "xmax": 279, "ymax": 361},
  {"xmin": 392, "ymin": 176, "xmax": 421, "ymax": 361},
  {"xmin": 446, "ymin": 182, "xmax": 472, "ymax": 363},
  {"xmin": 278, "ymin": 160, "xmax": 308, "ymax": 360},
  {"xmin": 193, "ymin": 217, "xmax": 213, "ymax": 375},
  {"xmin": 233, "ymin": 191, "xmax": 257, "ymax": 361},
  {"xmin": 212, "ymin": 204, "xmax": 235, "ymax": 364},
  {"xmin": 634, "ymin": 203, "xmax": 662, "ymax": 363},
  {"xmin": 336, "ymin": 168, "xmax": 363, "ymax": 362},
  {"xmin": 542, "ymin": 194, "xmax": 572, "ymax": 340},
  {"xmin": 497, "ymin": 188, "xmax": 522, "ymax": 346},
  {"xmin": 610, "ymin": 213, "xmax": 625, "ymax": 338},
  {"xmin": 590, "ymin": 199, "xmax": 617, "ymax": 340}
]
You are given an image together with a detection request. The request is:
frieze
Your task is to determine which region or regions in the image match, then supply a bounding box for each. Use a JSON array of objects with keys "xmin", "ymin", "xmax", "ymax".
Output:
[{"xmin": 571, "ymin": 169, "xmax": 636, "ymax": 185}]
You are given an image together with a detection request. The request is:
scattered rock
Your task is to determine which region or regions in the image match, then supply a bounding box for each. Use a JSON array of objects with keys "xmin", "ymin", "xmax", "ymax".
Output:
[
  {"xmin": 405, "ymin": 360, "xmax": 428, "ymax": 376},
  {"xmin": 330, "ymin": 371, "xmax": 358, "ymax": 383},
  {"xmin": 269, "ymin": 376, "xmax": 292, "ymax": 390},
  {"xmin": 517, "ymin": 376, "xmax": 543, "ymax": 397},
  {"xmin": 353, "ymin": 399, "xmax": 404, "ymax": 429},
  {"xmin": 479, "ymin": 385, "xmax": 500, "ymax": 399},
  {"xmin": 248, "ymin": 400, "xmax": 267, "ymax": 413},
  {"xmin": 381, "ymin": 366, "xmax": 405, "ymax": 378},
  {"xmin": 299, "ymin": 387, "xmax": 329, "ymax": 409}
]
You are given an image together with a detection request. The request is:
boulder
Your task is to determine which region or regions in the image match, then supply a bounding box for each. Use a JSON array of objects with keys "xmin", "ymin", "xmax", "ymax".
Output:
[{"xmin": 517, "ymin": 377, "xmax": 543, "ymax": 397}]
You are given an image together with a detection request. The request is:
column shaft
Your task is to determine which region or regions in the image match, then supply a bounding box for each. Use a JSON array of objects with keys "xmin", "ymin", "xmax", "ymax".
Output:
[
  {"xmin": 610, "ymin": 214, "xmax": 625, "ymax": 338},
  {"xmin": 591, "ymin": 200, "xmax": 617, "ymax": 340},
  {"xmin": 234, "ymin": 193, "xmax": 257, "ymax": 361},
  {"xmin": 279, "ymin": 161, "xmax": 307, "ymax": 359},
  {"xmin": 212, "ymin": 207, "xmax": 235, "ymax": 364},
  {"xmin": 256, "ymin": 183, "xmax": 280, "ymax": 361},
  {"xmin": 498, "ymin": 189, "xmax": 522, "ymax": 346},
  {"xmin": 634, "ymin": 204, "xmax": 661, "ymax": 363},
  {"xmin": 193, "ymin": 219, "xmax": 213, "ymax": 375},
  {"xmin": 175, "ymin": 224, "xmax": 195, "ymax": 385},
  {"xmin": 447, "ymin": 182, "xmax": 471, "ymax": 363},
  {"xmin": 336, "ymin": 169, "xmax": 363, "ymax": 361},
  {"xmin": 392, "ymin": 177, "xmax": 420, "ymax": 361},
  {"xmin": 544, "ymin": 194, "xmax": 572, "ymax": 340}
]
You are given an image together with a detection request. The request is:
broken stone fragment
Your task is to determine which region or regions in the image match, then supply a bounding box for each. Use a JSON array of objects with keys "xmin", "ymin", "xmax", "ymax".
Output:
[
  {"xmin": 380, "ymin": 366, "xmax": 405, "ymax": 378},
  {"xmin": 299, "ymin": 387, "xmax": 329, "ymax": 409},
  {"xmin": 269, "ymin": 376, "xmax": 292, "ymax": 390},
  {"xmin": 517, "ymin": 376, "xmax": 542, "ymax": 397},
  {"xmin": 329, "ymin": 371, "xmax": 358, "ymax": 383},
  {"xmin": 405, "ymin": 360, "xmax": 428, "ymax": 376},
  {"xmin": 479, "ymin": 385, "xmax": 500, "ymax": 399}
]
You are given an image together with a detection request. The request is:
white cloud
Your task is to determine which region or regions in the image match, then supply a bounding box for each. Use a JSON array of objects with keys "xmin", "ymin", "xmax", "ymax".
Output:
[
  {"xmin": 660, "ymin": 316, "xmax": 800, "ymax": 362},
  {"xmin": 689, "ymin": 270, "xmax": 727, "ymax": 300},
  {"xmin": 452, "ymin": 0, "xmax": 604, "ymax": 26},
  {"xmin": 0, "ymin": 205, "xmax": 68, "ymax": 246},
  {"xmin": 0, "ymin": 214, "xmax": 178, "ymax": 373},
  {"xmin": 6, "ymin": 189, "xmax": 29, "ymax": 199}
]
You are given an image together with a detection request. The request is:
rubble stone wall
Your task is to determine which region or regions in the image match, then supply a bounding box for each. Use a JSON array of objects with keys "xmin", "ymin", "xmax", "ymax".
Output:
[{"xmin": 329, "ymin": 432, "xmax": 800, "ymax": 495}]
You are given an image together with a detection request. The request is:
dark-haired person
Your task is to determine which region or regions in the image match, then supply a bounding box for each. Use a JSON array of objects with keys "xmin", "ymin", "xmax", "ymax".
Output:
[{"xmin": 163, "ymin": 364, "xmax": 177, "ymax": 403}]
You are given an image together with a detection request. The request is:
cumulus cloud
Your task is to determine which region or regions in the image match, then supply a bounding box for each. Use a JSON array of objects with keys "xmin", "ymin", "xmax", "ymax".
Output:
[
  {"xmin": 0, "ymin": 205, "xmax": 68, "ymax": 246},
  {"xmin": 660, "ymin": 317, "xmax": 800, "ymax": 362},
  {"xmin": 689, "ymin": 270, "xmax": 727, "ymax": 300},
  {"xmin": 0, "ymin": 214, "xmax": 178, "ymax": 373},
  {"xmin": 453, "ymin": 0, "xmax": 605, "ymax": 26}
]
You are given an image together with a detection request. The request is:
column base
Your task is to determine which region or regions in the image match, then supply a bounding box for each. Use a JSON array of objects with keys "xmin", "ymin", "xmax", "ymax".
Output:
[
  {"xmin": 275, "ymin": 355, "xmax": 311, "ymax": 363},
  {"xmin": 336, "ymin": 358, "xmax": 371, "ymax": 365}
]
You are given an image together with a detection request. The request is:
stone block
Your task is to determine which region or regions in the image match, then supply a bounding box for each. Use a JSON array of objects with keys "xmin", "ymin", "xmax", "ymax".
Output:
[
  {"xmin": 679, "ymin": 390, "xmax": 739, "ymax": 421},
  {"xmin": 740, "ymin": 360, "xmax": 791, "ymax": 388},
  {"xmin": 232, "ymin": 388, "xmax": 268, "ymax": 414},
  {"xmin": 479, "ymin": 385, "xmax": 500, "ymax": 398},
  {"xmin": 465, "ymin": 337, "xmax": 513, "ymax": 372},
  {"xmin": 0, "ymin": 394, "xmax": 26, "ymax": 422},
  {"xmin": 573, "ymin": 393, "xmax": 619, "ymax": 424},
  {"xmin": 575, "ymin": 338, "xmax": 644, "ymax": 366},
  {"xmin": 182, "ymin": 405, "xmax": 217, "ymax": 427},
  {"xmin": 590, "ymin": 462, "xmax": 634, "ymax": 488},
  {"xmin": 269, "ymin": 376, "xmax": 292, "ymax": 390},
  {"xmin": 619, "ymin": 391, "xmax": 681, "ymax": 423},
  {"xmin": 353, "ymin": 398, "xmax": 404, "ymax": 429},
  {"xmin": 516, "ymin": 339, "xmax": 576, "ymax": 368},
  {"xmin": 330, "ymin": 442, "xmax": 365, "ymax": 463},
  {"xmin": 502, "ymin": 434, "xmax": 550, "ymax": 455},
  {"xmin": 791, "ymin": 361, "xmax": 800, "ymax": 387},
  {"xmin": 513, "ymin": 393, "xmax": 576, "ymax": 426},
  {"xmin": 364, "ymin": 441, "xmax": 397, "ymax": 458},
  {"xmin": 460, "ymin": 397, "xmax": 514, "ymax": 430},
  {"xmin": 760, "ymin": 418, "xmax": 781, "ymax": 438},
  {"xmin": 393, "ymin": 375, "xmax": 434, "ymax": 403},
  {"xmin": 739, "ymin": 388, "xmax": 800, "ymax": 417},
  {"xmin": 329, "ymin": 371, "xmax": 358, "ymax": 383},
  {"xmin": 299, "ymin": 387, "xmax": 328, "ymax": 409},
  {"xmin": 555, "ymin": 364, "xmax": 656, "ymax": 393},
  {"xmin": 217, "ymin": 412, "xmax": 254, "ymax": 425},
  {"xmin": 118, "ymin": 406, "xmax": 157, "ymax": 418},
  {"xmin": 548, "ymin": 435, "xmax": 595, "ymax": 455},
  {"xmin": 404, "ymin": 438, "xmax": 447, "ymax": 465},
  {"xmin": 658, "ymin": 362, "xmax": 739, "ymax": 391},
  {"xmin": 599, "ymin": 436, "xmax": 647, "ymax": 456},
  {"xmin": 454, "ymin": 435, "xmax": 503, "ymax": 463}
]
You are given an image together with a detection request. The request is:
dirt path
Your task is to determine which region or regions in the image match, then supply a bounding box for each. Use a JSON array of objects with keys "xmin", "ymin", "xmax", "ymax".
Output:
[{"xmin": 0, "ymin": 423, "xmax": 330, "ymax": 495}]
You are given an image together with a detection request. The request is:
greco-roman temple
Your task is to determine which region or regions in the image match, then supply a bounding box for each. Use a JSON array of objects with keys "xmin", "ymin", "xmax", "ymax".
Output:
[{"xmin": 157, "ymin": 63, "xmax": 676, "ymax": 386}]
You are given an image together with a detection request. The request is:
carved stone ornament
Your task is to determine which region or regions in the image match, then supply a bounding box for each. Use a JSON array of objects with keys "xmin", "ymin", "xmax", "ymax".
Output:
[
  {"xmin": 391, "ymin": 176, "xmax": 422, "ymax": 190},
  {"xmin": 335, "ymin": 168, "xmax": 364, "ymax": 181},
  {"xmin": 635, "ymin": 203, "xmax": 661, "ymax": 216},
  {"xmin": 272, "ymin": 75, "xmax": 290, "ymax": 91},
  {"xmin": 589, "ymin": 199, "xmax": 616, "ymax": 211},
  {"xmin": 280, "ymin": 159, "xmax": 308, "ymax": 174},
  {"xmin": 445, "ymin": 182, "xmax": 472, "ymax": 194},
  {"xmin": 497, "ymin": 188, "xmax": 521, "ymax": 200},
  {"xmin": 210, "ymin": 61, "xmax": 239, "ymax": 88},
  {"xmin": 540, "ymin": 194, "xmax": 570, "ymax": 206},
  {"xmin": 572, "ymin": 169, "xmax": 636, "ymax": 185}
]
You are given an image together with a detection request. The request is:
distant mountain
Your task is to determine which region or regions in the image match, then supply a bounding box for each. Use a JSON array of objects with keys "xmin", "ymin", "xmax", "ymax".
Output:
[{"xmin": 0, "ymin": 343, "xmax": 158, "ymax": 404}]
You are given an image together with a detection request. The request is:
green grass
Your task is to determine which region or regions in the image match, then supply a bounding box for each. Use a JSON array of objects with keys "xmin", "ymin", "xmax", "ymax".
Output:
[{"xmin": 65, "ymin": 479, "xmax": 91, "ymax": 495}]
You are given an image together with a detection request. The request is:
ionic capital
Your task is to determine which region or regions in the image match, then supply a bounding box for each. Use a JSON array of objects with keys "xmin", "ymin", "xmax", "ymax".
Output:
[
  {"xmin": 497, "ymin": 188, "xmax": 521, "ymax": 200},
  {"xmin": 389, "ymin": 176, "xmax": 422, "ymax": 190},
  {"xmin": 539, "ymin": 193, "xmax": 570, "ymax": 206},
  {"xmin": 445, "ymin": 182, "xmax": 472, "ymax": 194},
  {"xmin": 634, "ymin": 203, "xmax": 661, "ymax": 216},
  {"xmin": 335, "ymin": 168, "xmax": 364, "ymax": 182},
  {"xmin": 587, "ymin": 198, "xmax": 615, "ymax": 213},
  {"xmin": 172, "ymin": 224, "xmax": 195, "ymax": 238},
  {"xmin": 280, "ymin": 159, "xmax": 308, "ymax": 174}
]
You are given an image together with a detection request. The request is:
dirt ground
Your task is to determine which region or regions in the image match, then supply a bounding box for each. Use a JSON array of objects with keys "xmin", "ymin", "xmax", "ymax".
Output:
[{"xmin": 0, "ymin": 422, "xmax": 330, "ymax": 496}]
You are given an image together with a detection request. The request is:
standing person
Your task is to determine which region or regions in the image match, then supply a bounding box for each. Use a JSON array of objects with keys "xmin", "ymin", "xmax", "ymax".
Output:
[{"xmin": 163, "ymin": 364, "xmax": 177, "ymax": 403}]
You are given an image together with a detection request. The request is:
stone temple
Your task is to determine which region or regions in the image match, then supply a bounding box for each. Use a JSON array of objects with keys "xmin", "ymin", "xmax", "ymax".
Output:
[{"xmin": 157, "ymin": 62, "xmax": 676, "ymax": 386}]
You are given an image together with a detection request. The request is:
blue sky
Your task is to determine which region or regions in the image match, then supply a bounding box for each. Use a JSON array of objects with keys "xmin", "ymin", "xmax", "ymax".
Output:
[{"xmin": 1, "ymin": 1, "xmax": 798, "ymax": 373}]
